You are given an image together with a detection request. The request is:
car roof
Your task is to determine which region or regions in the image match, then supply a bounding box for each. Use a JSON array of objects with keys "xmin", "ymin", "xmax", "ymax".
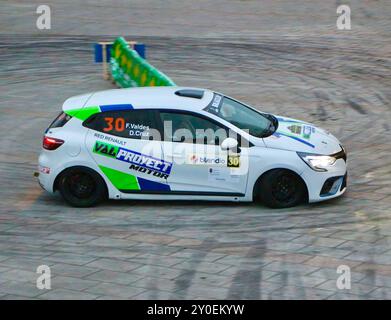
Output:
[{"xmin": 62, "ymin": 87, "xmax": 215, "ymax": 113}]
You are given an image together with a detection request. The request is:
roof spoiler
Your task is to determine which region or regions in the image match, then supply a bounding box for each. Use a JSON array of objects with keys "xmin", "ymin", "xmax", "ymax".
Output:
[{"xmin": 175, "ymin": 89, "xmax": 204, "ymax": 99}]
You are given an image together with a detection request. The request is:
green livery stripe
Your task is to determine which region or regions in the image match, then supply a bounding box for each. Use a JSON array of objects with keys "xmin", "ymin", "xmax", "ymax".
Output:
[
  {"xmin": 65, "ymin": 106, "xmax": 101, "ymax": 121},
  {"xmin": 99, "ymin": 165, "xmax": 140, "ymax": 191}
]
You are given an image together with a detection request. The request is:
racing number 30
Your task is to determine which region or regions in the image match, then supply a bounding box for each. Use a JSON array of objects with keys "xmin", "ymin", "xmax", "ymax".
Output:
[
  {"xmin": 227, "ymin": 155, "xmax": 240, "ymax": 168},
  {"xmin": 103, "ymin": 117, "xmax": 125, "ymax": 132}
]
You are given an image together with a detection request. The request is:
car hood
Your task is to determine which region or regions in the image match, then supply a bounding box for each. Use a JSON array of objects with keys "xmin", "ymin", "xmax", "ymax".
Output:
[{"xmin": 263, "ymin": 115, "xmax": 342, "ymax": 154}]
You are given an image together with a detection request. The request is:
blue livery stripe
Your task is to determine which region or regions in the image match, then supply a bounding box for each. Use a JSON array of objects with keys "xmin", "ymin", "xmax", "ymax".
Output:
[
  {"xmin": 137, "ymin": 177, "xmax": 171, "ymax": 192},
  {"xmin": 274, "ymin": 132, "xmax": 315, "ymax": 148},
  {"xmin": 99, "ymin": 104, "xmax": 133, "ymax": 112}
]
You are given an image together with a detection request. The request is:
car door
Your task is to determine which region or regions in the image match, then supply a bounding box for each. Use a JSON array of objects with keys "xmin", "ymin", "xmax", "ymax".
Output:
[
  {"xmin": 159, "ymin": 110, "xmax": 248, "ymax": 196},
  {"xmin": 83, "ymin": 108, "xmax": 171, "ymax": 193}
]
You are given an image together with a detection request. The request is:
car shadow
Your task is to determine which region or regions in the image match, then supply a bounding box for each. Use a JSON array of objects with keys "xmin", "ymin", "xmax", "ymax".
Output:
[{"xmin": 37, "ymin": 187, "xmax": 348, "ymax": 212}]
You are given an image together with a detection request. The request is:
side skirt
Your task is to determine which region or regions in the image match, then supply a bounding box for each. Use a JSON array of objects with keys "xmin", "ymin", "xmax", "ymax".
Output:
[
  {"xmin": 119, "ymin": 189, "xmax": 245, "ymax": 197},
  {"xmin": 113, "ymin": 190, "xmax": 252, "ymax": 202}
]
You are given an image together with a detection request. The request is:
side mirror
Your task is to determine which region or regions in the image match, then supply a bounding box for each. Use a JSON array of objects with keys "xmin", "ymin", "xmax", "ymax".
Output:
[{"xmin": 221, "ymin": 137, "xmax": 238, "ymax": 151}]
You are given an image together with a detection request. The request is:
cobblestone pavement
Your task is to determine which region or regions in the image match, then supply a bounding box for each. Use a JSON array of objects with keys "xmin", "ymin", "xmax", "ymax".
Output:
[{"xmin": 0, "ymin": 0, "xmax": 390, "ymax": 299}]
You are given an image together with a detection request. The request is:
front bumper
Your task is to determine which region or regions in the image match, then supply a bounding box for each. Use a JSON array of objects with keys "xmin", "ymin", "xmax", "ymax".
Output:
[
  {"xmin": 301, "ymin": 158, "xmax": 347, "ymax": 203},
  {"xmin": 319, "ymin": 173, "xmax": 347, "ymax": 197}
]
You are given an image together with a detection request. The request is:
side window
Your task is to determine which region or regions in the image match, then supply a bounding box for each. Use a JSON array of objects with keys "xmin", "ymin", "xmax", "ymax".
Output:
[
  {"xmin": 83, "ymin": 110, "xmax": 161, "ymax": 140},
  {"xmin": 159, "ymin": 111, "xmax": 228, "ymax": 145}
]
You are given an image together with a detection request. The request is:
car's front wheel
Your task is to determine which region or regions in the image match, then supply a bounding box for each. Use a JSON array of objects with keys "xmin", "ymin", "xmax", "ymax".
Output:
[
  {"xmin": 57, "ymin": 167, "xmax": 107, "ymax": 207},
  {"xmin": 257, "ymin": 169, "xmax": 306, "ymax": 208}
]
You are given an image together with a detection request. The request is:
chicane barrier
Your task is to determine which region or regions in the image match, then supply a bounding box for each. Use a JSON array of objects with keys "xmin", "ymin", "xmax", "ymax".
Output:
[
  {"xmin": 110, "ymin": 37, "xmax": 176, "ymax": 88},
  {"xmin": 95, "ymin": 40, "xmax": 143, "ymax": 80}
]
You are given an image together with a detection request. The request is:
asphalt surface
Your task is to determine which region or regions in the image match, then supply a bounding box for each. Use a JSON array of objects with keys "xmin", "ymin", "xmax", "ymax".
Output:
[{"xmin": 0, "ymin": 0, "xmax": 390, "ymax": 299}]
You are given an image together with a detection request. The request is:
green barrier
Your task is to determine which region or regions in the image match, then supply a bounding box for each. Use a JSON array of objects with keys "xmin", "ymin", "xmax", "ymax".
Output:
[{"xmin": 109, "ymin": 37, "xmax": 176, "ymax": 88}]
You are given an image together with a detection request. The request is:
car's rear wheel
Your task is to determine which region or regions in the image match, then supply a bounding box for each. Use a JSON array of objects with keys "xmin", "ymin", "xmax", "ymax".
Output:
[
  {"xmin": 258, "ymin": 169, "xmax": 306, "ymax": 208},
  {"xmin": 57, "ymin": 167, "xmax": 107, "ymax": 207}
]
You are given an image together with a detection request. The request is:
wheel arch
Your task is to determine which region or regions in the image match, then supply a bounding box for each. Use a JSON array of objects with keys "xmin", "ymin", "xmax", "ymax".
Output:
[
  {"xmin": 53, "ymin": 165, "xmax": 109, "ymax": 198},
  {"xmin": 252, "ymin": 168, "xmax": 309, "ymax": 203}
]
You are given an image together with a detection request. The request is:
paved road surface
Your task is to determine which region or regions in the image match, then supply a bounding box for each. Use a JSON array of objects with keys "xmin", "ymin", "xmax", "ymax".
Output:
[{"xmin": 0, "ymin": 0, "xmax": 390, "ymax": 299}]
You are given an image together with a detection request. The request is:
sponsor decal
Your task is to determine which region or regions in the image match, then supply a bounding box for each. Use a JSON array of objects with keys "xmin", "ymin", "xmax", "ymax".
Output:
[
  {"xmin": 129, "ymin": 164, "xmax": 169, "ymax": 179},
  {"xmin": 302, "ymin": 125, "xmax": 315, "ymax": 139},
  {"xmin": 287, "ymin": 124, "xmax": 315, "ymax": 140},
  {"xmin": 93, "ymin": 141, "xmax": 172, "ymax": 178},
  {"xmin": 94, "ymin": 132, "xmax": 126, "ymax": 146},
  {"xmin": 208, "ymin": 168, "xmax": 225, "ymax": 182},
  {"xmin": 208, "ymin": 167, "xmax": 241, "ymax": 183},
  {"xmin": 188, "ymin": 154, "xmax": 226, "ymax": 166},
  {"xmin": 189, "ymin": 154, "xmax": 197, "ymax": 163},
  {"xmin": 206, "ymin": 94, "xmax": 223, "ymax": 114},
  {"xmin": 39, "ymin": 165, "xmax": 50, "ymax": 174},
  {"xmin": 93, "ymin": 141, "xmax": 119, "ymax": 158},
  {"xmin": 211, "ymin": 94, "xmax": 222, "ymax": 108},
  {"xmin": 288, "ymin": 124, "xmax": 302, "ymax": 134}
]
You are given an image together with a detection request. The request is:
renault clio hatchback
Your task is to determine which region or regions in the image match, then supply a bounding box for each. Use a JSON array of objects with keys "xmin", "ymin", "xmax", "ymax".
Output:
[{"xmin": 37, "ymin": 87, "xmax": 347, "ymax": 208}]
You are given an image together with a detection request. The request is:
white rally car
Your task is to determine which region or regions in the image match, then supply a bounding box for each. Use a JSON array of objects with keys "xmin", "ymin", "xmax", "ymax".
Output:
[{"xmin": 37, "ymin": 87, "xmax": 347, "ymax": 208}]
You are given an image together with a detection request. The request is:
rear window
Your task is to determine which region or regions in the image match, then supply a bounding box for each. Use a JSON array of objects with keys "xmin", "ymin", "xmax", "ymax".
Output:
[{"xmin": 48, "ymin": 112, "xmax": 72, "ymax": 129}]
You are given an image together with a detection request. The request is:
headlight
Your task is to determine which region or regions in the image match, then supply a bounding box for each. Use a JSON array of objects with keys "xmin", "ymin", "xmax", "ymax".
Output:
[{"xmin": 297, "ymin": 152, "xmax": 337, "ymax": 172}]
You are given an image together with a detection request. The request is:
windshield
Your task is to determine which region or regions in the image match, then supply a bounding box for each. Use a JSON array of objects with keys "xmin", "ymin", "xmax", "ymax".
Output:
[{"xmin": 204, "ymin": 94, "xmax": 277, "ymax": 138}]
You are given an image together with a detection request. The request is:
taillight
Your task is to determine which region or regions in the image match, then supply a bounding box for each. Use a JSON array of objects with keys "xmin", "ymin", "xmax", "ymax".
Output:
[{"xmin": 43, "ymin": 136, "xmax": 64, "ymax": 150}]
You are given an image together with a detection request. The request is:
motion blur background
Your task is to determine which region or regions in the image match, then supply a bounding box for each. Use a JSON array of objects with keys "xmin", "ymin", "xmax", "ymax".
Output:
[{"xmin": 0, "ymin": 0, "xmax": 390, "ymax": 299}]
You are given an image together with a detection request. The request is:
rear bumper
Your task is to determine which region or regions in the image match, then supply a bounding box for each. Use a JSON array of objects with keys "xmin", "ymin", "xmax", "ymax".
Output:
[
  {"xmin": 34, "ymin": 172, "xmax": 46, "ymax": 191},
  {"xmin": 36, "ymin": 171, "xmax": 55, "ymax": 193},
  {"xmin": 36, "ymin": 155, "xmax": 57, "ymax": 193}
]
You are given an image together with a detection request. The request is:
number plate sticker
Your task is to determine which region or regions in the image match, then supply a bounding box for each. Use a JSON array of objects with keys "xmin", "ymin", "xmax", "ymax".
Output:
[{"xmin": 227, "ymin": 155, "xmax": 240, "ymax": 168}]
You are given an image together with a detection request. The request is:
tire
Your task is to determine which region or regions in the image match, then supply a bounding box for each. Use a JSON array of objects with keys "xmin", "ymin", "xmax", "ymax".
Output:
[
  {"xmin": 258, "ymin": 169, "xmax": 306, "ymax": 208},
  {"xmin": 57, "ymin": 167, "xmax": 107, "ymax": 207}
]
